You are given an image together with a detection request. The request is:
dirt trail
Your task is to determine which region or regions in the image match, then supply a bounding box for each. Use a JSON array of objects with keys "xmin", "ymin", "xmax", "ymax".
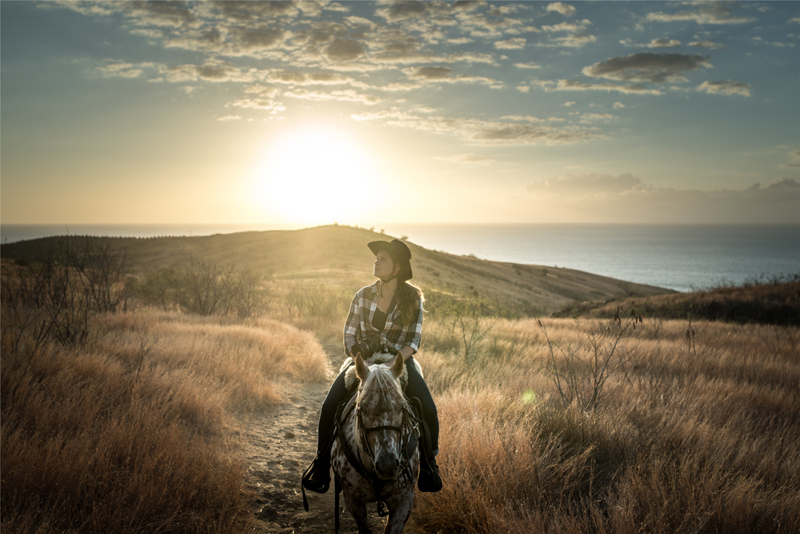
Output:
[{"xmin": 240, "ymin": 348, "xmax": 394, "ymax": 533}]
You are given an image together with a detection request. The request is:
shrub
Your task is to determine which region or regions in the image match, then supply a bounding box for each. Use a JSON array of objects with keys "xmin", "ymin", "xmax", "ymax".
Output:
[
  {"xmin": 129, "ymin": 258, "xmax": 268, "ymax": 319},
  {"xmin": 1, "ymin": 237, "xmax": 129, "ymax": 350}
]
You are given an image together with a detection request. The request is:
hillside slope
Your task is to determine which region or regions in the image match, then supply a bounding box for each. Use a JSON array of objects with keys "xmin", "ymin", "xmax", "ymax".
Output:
[
  {"xmin": 0, "ymin": 224, "xmax": 671, "ymax": 316},
  {"xmin": 555, "ymin": 276, "xmax": 800, "ymax": 326}
]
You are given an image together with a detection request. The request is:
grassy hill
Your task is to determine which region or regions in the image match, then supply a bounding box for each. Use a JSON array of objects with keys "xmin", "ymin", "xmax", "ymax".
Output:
[
  {"xmin": 554, "ymin": 275, "xmax": 800, "ymax": 326},
  {"xmin": 0, "ymin": 224, "xmax": 670, "ymax": 316}
]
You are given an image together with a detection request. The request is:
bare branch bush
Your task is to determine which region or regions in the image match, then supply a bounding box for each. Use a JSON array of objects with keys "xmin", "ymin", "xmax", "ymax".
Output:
[
  {"xmin": 130, "ymin": 259, "xmax": 268, "ymax": 318},
  {"xmin": 1, "ymin": 237, "xmax": 130, "ymax": 352},
  {"xmin": 224, "ymin": 268, "xmax": 269, "ymax": 319},
  {"xmin": 174, "ymin": 258, "xmax": 230, "ymax": 316},
  {"xmin": 447, "ymin": 292, "xmax": 498, "ymax": 365},
  {"xmin": 538, "ymin": 308, "xmax": 642, "ymax": 412}
]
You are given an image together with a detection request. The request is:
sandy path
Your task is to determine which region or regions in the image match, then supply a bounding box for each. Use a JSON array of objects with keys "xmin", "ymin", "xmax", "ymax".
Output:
[{"xmin": 240, "ymin": 350, "xmax": 393, "ymax": 533}]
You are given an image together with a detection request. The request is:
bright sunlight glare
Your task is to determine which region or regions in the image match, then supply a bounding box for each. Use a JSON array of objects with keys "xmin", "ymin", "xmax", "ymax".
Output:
[{"xmin": 252, "ymin": 127, "xmax": 380, "ymax": 225}]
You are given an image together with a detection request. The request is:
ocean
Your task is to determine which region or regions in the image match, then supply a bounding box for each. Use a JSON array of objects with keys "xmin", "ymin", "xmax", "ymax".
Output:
[{"xmin": 3, "ymin": 223, "xmax": 799, "ymax": 293}]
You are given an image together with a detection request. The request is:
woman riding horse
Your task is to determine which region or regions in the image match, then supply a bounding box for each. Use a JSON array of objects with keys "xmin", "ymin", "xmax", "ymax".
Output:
[{"xmin": 303, "ymin": 239, "xmax": 441, "ymax": 494}]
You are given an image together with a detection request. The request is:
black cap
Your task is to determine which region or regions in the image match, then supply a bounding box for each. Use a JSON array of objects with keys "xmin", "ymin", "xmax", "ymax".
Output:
[{"xmin": 368, "ymin": 239, "xmax": 413, "ymax": 281}]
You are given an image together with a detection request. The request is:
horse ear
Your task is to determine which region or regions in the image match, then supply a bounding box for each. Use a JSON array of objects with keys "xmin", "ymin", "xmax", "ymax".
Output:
[
  {"xmin": 355, "ymin": 353, "xmax": 370, "ymax": 382},
  {"xmin": 391, "ymin": 354, "xmax": 404, "ymax": 379}
]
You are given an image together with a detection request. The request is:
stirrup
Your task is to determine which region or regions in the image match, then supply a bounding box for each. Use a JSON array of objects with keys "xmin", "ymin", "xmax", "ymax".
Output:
[
  {"xmin": 418, "ymin": 457, "xmax": 442, "ymax": 492},
  {"xmin": 302, "ymin": 455, "xmax": 331, "ymax": 512},
  {"xmin": 302, "ymin": 458, "xmax": 331, "ymax": 494}
]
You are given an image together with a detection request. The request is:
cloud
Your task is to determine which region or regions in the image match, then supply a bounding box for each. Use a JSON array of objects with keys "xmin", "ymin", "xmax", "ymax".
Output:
[
  {"xmin": 350, "ymin": 109, "xmax": 417, "ymax": 122},
  {"xmin": 436, "ymin": 153, "xmax": 495, "ymax": 165},
  {"xmin": 541, "ymin": 20, "xmax": 591, "ymax": 32},
  {"xmin": 352, "ymin": 112, "xmax": 604, "ymax": 146},
  {"xmin": 780, "ymin": 149, "xmax": 800, "ymax": 168},
  {"xmin": 227, "ymin": 84, "xmax": 284, "ymax": 112},
  {"xmin": 613, "ymin": 102, "xmax": 625, "ymax": 109},
  {"xmin": 209, "ymin": 1, "xmax": 300, "ymax": 22},
  {"xmin": 375, "ymin": 1, "xmax": 432, "ymax": 22},
  {"xmin": 325, "ymin": 37, "xmax": 367, "ymax": 62},
  {"xmin": 525, "ymin": 174, "xmax": 800, "ymax": 224},
  {"xmin": 411, "ymin": 66, "xmax": 454, "ymax": 80},
  {"xmin": 689, "ymin": 40, "xmax": 728, "ymax": 50},
  {"xmin": 129, "ymin": 28, "xmax": 164, "ymax": 40},
  {"xmin": 455, "ymin": 8, "xmax": 525, "ymax": 38},
  {"xmin": 527, "ymin": 173, "xmax": 643, "ymax": 194},
  {"xmin": 514, "ymin": 62, "xmax": 541, "ymax": 69},
  {"xmin": 697, "ymin": 80, "xmax": 752, "ymax": 97},
  {"xmin": 92, "ymin": 60, "xmax": 150, "ymax": 78},
  {"xmin": 582, "ymin": 52, "xmax": 712, "ymax": 84},
  {"xmin": 579, "ymin": 113, "xmax": 616, "ymax": 123},
  {"xmin": 164, "ymin": 61, "xmax": 254, "ymax": 83},
  {"xmin": 546, "ymin": 3, "xmax": 576, "ymax": 17},
  {"xmin": 767, "ymin": 177, "xmax": 800, "ymax": 189},
  {"xmin": 217, "ymin": 115, "xmax": 242, "ymax": 121},
  {"xmin": 265, "ymin": 70, "xmax": 360, "ymax": 86},
  {"xmin": 544, "ymin": 33, "xmax": 597, "ymax": 48},
  {"xmin": 647, "ymin": 38, "xmax": 681, "ymax": 48},
  {"xmin": 495, "ymin": 38, "xmax": 526, "ymax": 49},
  {"xmin": 124, "ymin": 1, "xmax": 199, "ymax": 27},
  {"xmin": 749, "ymin": 36, "xmax": 795, "ymax": 48},
  {"xmin": 447, "ymin": 37, "xmax": 474, "ymax": 45},
  {"xmin": 235, "ymin": 27, "xmax": 288, "ymax": 50},
  {"xmin": 405, "ymin": 66, "xmax": 501, "ymax": 87},
  {"xmin": 284, "ymin": 88, "xmax": 381, "ymax": 105},
  {"xmin": 539, "ymin": 79, "xmax": 663, "ymax": 96},
  {"xmin": 452, "ymin": 1, "xmax": 487, "ymax": 12},
  {"xmin": 324, "ymin": 2, "xmax": 350, "ymax": 14},
  {"xmin": 645, "ymin": 3, "xmax": 756, "ymax": 25}
]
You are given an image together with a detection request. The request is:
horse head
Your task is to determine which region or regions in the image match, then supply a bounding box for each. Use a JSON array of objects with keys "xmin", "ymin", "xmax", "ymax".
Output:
[{"xmin": 354, "ymin": 353, "xmax": 408, "ymax": 481}]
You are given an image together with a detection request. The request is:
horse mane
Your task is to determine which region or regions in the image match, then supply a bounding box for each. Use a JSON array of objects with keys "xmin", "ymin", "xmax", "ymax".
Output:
[{"xmin": 358, "ymin": 365, "xmax": 405, "ymax": 413}]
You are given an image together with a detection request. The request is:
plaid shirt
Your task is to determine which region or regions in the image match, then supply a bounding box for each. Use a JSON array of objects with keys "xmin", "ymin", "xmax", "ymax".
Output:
[{"xmin": 343, "ymin": 282, "xmax": 423, "ymax": 356}]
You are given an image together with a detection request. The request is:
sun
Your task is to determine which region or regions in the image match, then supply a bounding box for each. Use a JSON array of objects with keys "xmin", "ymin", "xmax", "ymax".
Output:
[{"xmin": 252, "ymin": 126, "xmax": 380, "ymax": 225}]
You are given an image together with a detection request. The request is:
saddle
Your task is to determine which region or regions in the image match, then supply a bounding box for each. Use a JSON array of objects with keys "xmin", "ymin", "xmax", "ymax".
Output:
[{"xmin": 340, "ymin": 351, "xmax": 423, "ymax": 390}]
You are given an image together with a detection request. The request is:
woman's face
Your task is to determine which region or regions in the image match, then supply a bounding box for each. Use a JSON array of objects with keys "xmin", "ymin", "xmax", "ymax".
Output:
[{"xmin": 373, "ymin": 250, "xmax": 398, "ymax": 280}]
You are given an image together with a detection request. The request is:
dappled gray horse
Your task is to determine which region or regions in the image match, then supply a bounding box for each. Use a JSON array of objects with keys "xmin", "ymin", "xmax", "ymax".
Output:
[{"xmin": 331, "ymin": 354, "xmax": 420, "ymax": 534}]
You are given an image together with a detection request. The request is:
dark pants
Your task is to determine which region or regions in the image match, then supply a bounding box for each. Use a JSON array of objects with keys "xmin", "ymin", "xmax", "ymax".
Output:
[{"xmin": 317, "ymin": 356, "xmax": 439, "ymax": 456}]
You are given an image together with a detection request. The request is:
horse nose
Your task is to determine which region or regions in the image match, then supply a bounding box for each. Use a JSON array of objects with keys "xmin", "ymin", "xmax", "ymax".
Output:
[{"xmin": 376, "ymin": 453, "xmax": 398, "ymax": 478}]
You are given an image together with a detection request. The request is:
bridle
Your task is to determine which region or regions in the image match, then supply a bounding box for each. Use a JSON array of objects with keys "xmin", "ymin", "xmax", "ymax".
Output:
[{"xmin": 355, "ymin": 401, "xmax": 415, "ymax": 475}]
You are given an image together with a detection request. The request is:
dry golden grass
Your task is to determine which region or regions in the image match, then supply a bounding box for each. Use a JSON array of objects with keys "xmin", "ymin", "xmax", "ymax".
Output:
[
  {"xmin": 1, "ymin": 309, "xmax": 331, "ymax": 534},
  {"xmin": 412, "ymin": 317, "xmax": 800, "ymax": 533}
]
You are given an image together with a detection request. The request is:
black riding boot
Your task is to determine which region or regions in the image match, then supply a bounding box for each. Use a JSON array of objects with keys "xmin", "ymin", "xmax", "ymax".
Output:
[
  {"xmin": 304, "ymin": 363, "xmax": 351, "ymax": 495},
  {"xmin": 303, "ymin": 448, "xmax": 331, "ymax": 494},
  {"xmin": 418, "ymin": 448, "xmax": 442, "ymax": 492},
  {"xmin": 405, "ymin": 357, "xmax": 442, "ymax": 492}
]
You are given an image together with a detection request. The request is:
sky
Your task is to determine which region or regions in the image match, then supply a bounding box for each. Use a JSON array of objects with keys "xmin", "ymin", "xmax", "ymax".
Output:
[{"xmin": 2, "ymin": 0, "xmax": 799, "ymax": 226}]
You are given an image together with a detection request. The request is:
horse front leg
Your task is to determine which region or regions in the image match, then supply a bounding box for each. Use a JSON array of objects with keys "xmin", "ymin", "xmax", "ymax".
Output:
[
  {"xmin": 343, "ymin": 491, "xmax": 372, "ymax": 534},
  {"xmin": 383, "ymin": 489, "xmax": 415, "ymax": 534}
]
